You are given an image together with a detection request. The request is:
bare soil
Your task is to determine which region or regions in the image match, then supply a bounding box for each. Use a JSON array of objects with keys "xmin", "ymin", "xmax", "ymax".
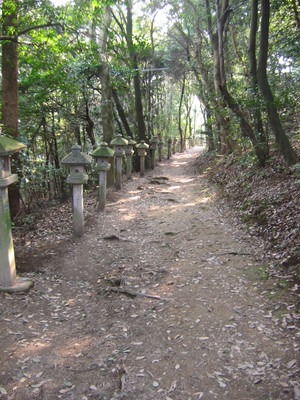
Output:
[{"xmin": 0, "ymin": 148, "xmax": 299, "ymax": 400}]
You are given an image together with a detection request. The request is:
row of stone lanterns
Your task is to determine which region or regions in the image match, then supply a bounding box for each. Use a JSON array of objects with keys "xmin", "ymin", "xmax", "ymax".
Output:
[{"xmin": 0, "ymin": 131, "xmax": 178, "ymax": 292}]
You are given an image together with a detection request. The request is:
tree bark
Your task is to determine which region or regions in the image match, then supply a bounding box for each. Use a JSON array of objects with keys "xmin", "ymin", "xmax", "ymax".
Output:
[
  {"xmin": 85, "ymin": 99, "xmax": 96, "ymax": 148},
  {"xmin": 248, "ymin": 0, "xmax": 268, "ymax": 164},
  {"xmin": 97, "ymin": 6, "xmax": 115, "ymax": 185},
  {"xmin": 126, "ymin": 0, "xmax": 146, "ymax": 143},
  {"xmin": 1, "ymin": 0, "xmax": 21, "ymax": 217},
  {"xmin": 257, "ymin": 0, "xmax": 298, "ymax": 165},
  {"xmin": 112, "ymin": 88, "xmax": 133, "ymax": 138},
  {"xmin": 178, "ymin": 75, "xmax": 185, "ymax": 152},
  {"xmin": 205, "ymin": 0, "xmax": 230, "ymax": 154}
]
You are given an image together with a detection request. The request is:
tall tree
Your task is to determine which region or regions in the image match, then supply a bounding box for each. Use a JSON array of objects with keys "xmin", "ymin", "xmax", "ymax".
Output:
[
  {"xmin": 1, "ymin": 0, "xmax": 20, "ymax": 217},
  {"xmin": 257, "ymin": 0, "xmax": 298, "ymax": 165},
  {"xmin": 125, "ymin": 0, "xmax": 146, "ymax": 142}
]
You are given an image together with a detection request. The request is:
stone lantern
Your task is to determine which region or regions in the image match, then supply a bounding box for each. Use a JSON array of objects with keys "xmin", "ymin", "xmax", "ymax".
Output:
[
  {"xmin": 158, "ymin": 140, "xmax": 163, "ymax": 162},
  {"xmin": 0, "ymin": 134, "xmax": 33, "ymax": 292},
  {"xmin": 136, "ymin": 140, "xmax": 149, "ymax": 177},
  {"xmin": 149, "ymin": 136, "xmax": 158, "ymax": 170},
  {"xmin": 61, "ymin": 144, "xmax": 91, "ymax": 237},
  {"xmin": 92, "ymin": 142, "xmax": 114, "ymax": 210},
  {"xmin": 125, "ymin": 136, "xmax": 136, "ymax": 180},
  {"xmin": 110, "ymin": 134, "xmax": 128, "ymax": 190},
  {"xmin": 167, "ymin": 138, "xmax": 172, "ymax": 160},
  {"xmin": 173, "ymin": 137, "xmax": 177, "ymax": 155}
]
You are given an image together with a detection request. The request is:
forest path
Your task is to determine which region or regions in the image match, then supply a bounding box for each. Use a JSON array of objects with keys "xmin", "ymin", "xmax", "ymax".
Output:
[{"xmin": 0, "ymin": 148, "xmax": 299, "ymax": 400}]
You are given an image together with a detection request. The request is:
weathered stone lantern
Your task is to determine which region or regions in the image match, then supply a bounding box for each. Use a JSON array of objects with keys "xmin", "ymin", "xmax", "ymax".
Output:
[
  {"xmin": 125, "ymin": 136, "xmax": 136, "ymax": 180},
  {"xmin": 136, "ymin": 140, "xmax": 149, "ymax": 177},
  {"xmin": 110, "ymin": 134, "xmax": 128, "ymax": 190},
  {"xmin": 61, "ymin": 144, "xmax": 91, "ymax": 237},
  {"xmin": 167, "ymin": 138, "xmax": 172, "ymax": 159},
  {"xmin": 158, "ymin": 140, "xmax": 164, "ymax": 162},
  {"xmin": 149, "ymin": 136, "xmax": 158, "ymax": 170},
  {"xmin": 91, "ymin": 142, "xmax": 114, "ymax": 210},
  {"xmin": 173, "ymin": 137, "xmax": 177, "ymax": 155},
  {"xmin": 0, "ymin": 134, "xmax": 33, "ymax": 292}
]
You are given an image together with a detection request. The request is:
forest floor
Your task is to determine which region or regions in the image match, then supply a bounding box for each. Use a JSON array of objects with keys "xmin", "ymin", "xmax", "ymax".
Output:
[{"xmin": 1, "ymin": 147, "xmax": 300, "ymax": 400}]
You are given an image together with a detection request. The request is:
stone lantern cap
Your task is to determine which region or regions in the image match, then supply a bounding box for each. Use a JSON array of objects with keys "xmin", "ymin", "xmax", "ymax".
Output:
[
  {"xmin": 97, "ymin": 161, "xmax": 111, "ymax": 172},
  {"xmin": 111, "ymin": 134, "xmax": 128, "ymax": 157},
  {"xmin": 111, "ymin": 134, "xmax": 128, "ymax": 148},
  {"xmin": 136, "ymin": 140, "xmax": 149, "ymax": 156},
  {"xmin": 125, "ymin": 136, "xmax": 136, "ymax": 155},
  {"xmin": 61, "ymin": 144, "xmax": 91, "ymax": 185},
  {"xmin": 92, "ymin": 142, "xmax": 115, "ymax": 159},
  {"xmin": 0, "ymin": 135, "xmax": 25, "ymax": 156},
  {"xmin": 0, "ymin": 136, "xmax": 25, "ymax": 187},
  {"xmin": 61, "ymin": 144, "xmax": 92, "ymax": 166},
  {"xmin": 136, "ymin": 140, "xmax": 149, "ymax": 150},
  {"xmin": 168, "ymin": 137, "xmax": 173, "ymax": 143},
  {"xmin": 149, "ymin": 136, "xmax": 158, "ymax": 149},
  {"xmin": 126, "ymin": 136, "xmax": 136, "ymax": 146}
]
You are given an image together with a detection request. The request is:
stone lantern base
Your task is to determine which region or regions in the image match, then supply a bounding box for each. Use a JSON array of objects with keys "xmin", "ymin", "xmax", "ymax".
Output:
[{"xmin": 0, "ymin": 276, "xmax": 33, "ymax": 294}]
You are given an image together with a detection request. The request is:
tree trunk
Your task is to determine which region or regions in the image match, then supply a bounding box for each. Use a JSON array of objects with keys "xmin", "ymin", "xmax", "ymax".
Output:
[
  {"xmin": 97, "ymin": 6, "xmax": 115, "ymax": 186},
  {"xmin": 248, "ymin": 0, "xmax": 268, "ymax": 164},
  {"xmin": 42, "ymin": 116, "xmax": 52, "ymax": 200},
  {"xmin": 126, "ymin": 0, "xmax": 146, "ymax": 143},
  {"xmin": 205, "ymin": 106, "xmax": 215, "ymax": 151},
  {"xmin": 2, "ymin": 1, "xmax": 18, "ymax": 139},
  {"xmin": 205, "ymin": 0, "xmax": 231, "ymax": 154},
  {"xmin": 178, "ymin": 75, "xmax": 185, "ymax": 152},
  {"xmin": 85, "ymin": 100, "xmax": 96, "ymax": 148},
  {"xmin": 2, "ymin": 0, "xmax": 21, "ymax": 217},
  {"xmin": 112, "ymin": 88, "xmax": 133, "ymax": 137},
  {"xmin": 257, "ymin": 0, "xmax": 298, "ymax": 165}
]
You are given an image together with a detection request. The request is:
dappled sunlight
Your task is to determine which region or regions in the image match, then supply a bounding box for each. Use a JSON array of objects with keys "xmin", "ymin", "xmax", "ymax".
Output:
[
  {"xmin": 13, "ymin": 339, "xmax": 52, "ymax": 358},
  {"xmin": 172, "ymin": 161, "xmax": 188, "ymax": 167},
  {"xmin": 57, "ymin": 336, "xmax": 92, "ymax": 358},
  {"xmin": 198, "ymin": 193, "xmax": 216, "ymax": 203},
  {"xmin": 176, "ymin": 177, "xmax": 196, "ymax": 184},
  {"xmin": 119, "ymin": 210, "xmax": 137, "ymax": 221},
  {"xmin": 144, "ymin": 189, "xmax": 216, "ymax": 216}
]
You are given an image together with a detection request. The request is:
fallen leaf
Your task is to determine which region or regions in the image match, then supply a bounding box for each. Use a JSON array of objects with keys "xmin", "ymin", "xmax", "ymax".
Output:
[{"xmin": 0, "ymin": 386, "xmax": 7, "ymax": 395}]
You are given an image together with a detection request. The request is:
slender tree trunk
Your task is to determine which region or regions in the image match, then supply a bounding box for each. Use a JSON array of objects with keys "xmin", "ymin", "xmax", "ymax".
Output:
[
  {"xmin": 257, "ymin": 0, "xmax": 298, "ymax": 165},
  {"xmin": 126, "ymin": 0, "xmax": 146, "ymax": 142},
  {"xmin": 178, "ymin": 75, "xmax": 185, "ymax": 152},
  {"xmin": 85, "ymin": 100, "xmax": 96, "ymax": 148},
  {"xmin": 97, "ymin": 6, "xmax": 115, "ymax": 185},
  {"xmin": 42, "ymin": 116, "xmax": 52, "ymax": 200},
  {"xmin": 205, "ymin": 0, "xmax": 231, "ymax": 154},
  {"xmin": 205, "ymin": 106, "xmax": 215, "ymax": 151},
  {"xmin": 216, "ymin": 0, "xmax": 268, "ymax": 164},
  {"xmin": 248, "ymin": 0, "xmax": 268, "ymax": 164},
  {"xmin": 112, "ymin": 88, "xmax": 133, "ymax": 138}
]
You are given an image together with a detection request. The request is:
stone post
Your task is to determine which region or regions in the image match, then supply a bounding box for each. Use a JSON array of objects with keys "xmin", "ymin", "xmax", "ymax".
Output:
[
  {"xmin": 110, "ymin": 134, "xmax": 128, "ymax": 190},
  {"xmin": 158, "ymin": 140, "xmax": 163, "ymax": 162},
  {"xmin": 173, "ymin": 138, "xmax": 177, "ymax": 155},
  {"xmin": 61, "ymin": 145, "xmax": 91, "ymax": 237},
  {"xmin": 167, "ymin": 138, "xmax": 172, "ymax": 159},
  {"xmin": 149, "ymin": 136, "xmax": 158, "ymax": 170},
  {"xmin": 136, "ymin": 141, "xmax": 149, "ymax": 177},
  {"xmin": 0, "ymin": 135, "xmax": 33, "ymax": 292},
  {"xmin": 92, "ymin": 142, "xmax": 114, "ymax": 210},
  {"xmin": 125, "ymin": 137, "xmax": 136, "ymax": 179}
]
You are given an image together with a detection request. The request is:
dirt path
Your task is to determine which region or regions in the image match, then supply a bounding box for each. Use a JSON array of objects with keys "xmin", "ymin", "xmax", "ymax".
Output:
[{"xmin": 0, "ymin": 148, "xmax": 299, "ymax": 400}]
